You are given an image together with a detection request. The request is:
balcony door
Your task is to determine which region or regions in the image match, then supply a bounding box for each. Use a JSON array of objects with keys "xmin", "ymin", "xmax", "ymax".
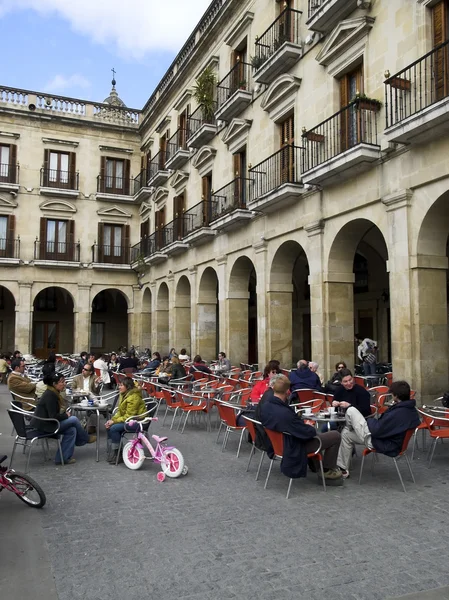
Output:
[
  {"xmin": 278, "ymin": 0, "xmax": 294, "ymax": 46},
  {"xmin": 0, "ymin": 215, "xmax": 15, "ymax": 258},
  {"xmin": 233, "ymin": 149, "xmax": 247, "ymax": 208},
  {"xmin": 0, "ymin": 144, "xmax": 17, "ymax": 183},
  {"xmin": 340, "ymin": 65, "xmax": 363, "ymax": 152},
  {"xmin": 433, "ymin": 1, "xmax": 449, "ymax": 100},
  {"xmin": 202, "ymin": 174, "xmax": 213, "ymax": 225},
  {"xmin": 159, "ymin": 134, "xmax": 168, "ymax": 170},
  {"xmin": 155, "ymin": 208, "xmax": 165, "ymax": 250},
  {"xmin": 231, "ymin": 43, "xmax": 248, "ymax": 95},
  {"xmin": 173, "ymin": 194, "xmax": 185, "ymax": 240},
  {"xmin": 39, "ymin": 217, "xmax": 74, "ymax": 261},
  {"xmin": 280, "ymin": 114, "xmax": 295, "ymax": 184},
  {"xmin": 33, "ymin": 322, "xmax": 59, "ymax": 359},
  {"xmin": 43, "ymin": 150, "xmax": 76, "ymax": 189},
  {"xmin": 98, "ymin": 223, "xmax": 130, "ymax": 264},
  {"xmin": 178, "ymin": 108, "xmax": 189, "ymax": 149}
]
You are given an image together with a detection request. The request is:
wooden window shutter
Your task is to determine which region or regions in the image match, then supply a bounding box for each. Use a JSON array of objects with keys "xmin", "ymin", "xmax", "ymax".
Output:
[
  {"xmin": 140, "ymin": 220, "xmax": 149, "ymax": 239},
  {"xmin": 123, "ymin": 159, "xmax": 130, "ymax": 194},
  {"xmin": 99, "ymin": 156, "xmax": 106, "ymax": 192},
  {"xmin": 97, "ymin": 222, "xmax": 104, "ymax": 262},
  {"xmin": 433, "ymin": 1, "xmax": 447, "ymax": 47},
  {"xmin": 433, "ymin": 2, "xmax": 448, "ymax": 99},
  {"xmin": 6, "ymin": 214, "xmax": 15, "ymax": 257},
  {"xmin": 340, "ymin": 76, "xmax": 349, "ymax": 109},
  {"xmin": 69, "ymin": 152, "xmax": 76, "ymax": 190},
  {"xmin": 43, "ymin": 149, "xmax": 49, "ymax": 187},
  {"xmin": 67, "ymin": 220, "xmax": 75, "ymax": 260},
  {"xmin": 40, "ymin": 217, "xmax": 47, "ymax": 259},
  {"xmin": 9, "ymin": 145, "xmax": 17, "ymax": 183},
  {"xmin": 233, "ymin": 153, "xmax": 241, "ymax": 178},
  {"xmin": 123, "ymin": 224, "xmax": 130, "ymax": 263}
]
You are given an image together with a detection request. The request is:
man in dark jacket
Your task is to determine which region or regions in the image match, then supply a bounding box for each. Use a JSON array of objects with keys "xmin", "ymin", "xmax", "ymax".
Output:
[
  {"xmin": 332, "ymin": 369, "xmax": 371, "ymax": 417},
  {"xmin": 289, "ymin": 360, "xmax": 322, "ymax": 392},
  {"xmin": 259, "ymin": 375, "xmax": 342, "ymax": 480},
  {"xmin": 337, "ymin": 380, "xmax": 420, "ymax": 478}
]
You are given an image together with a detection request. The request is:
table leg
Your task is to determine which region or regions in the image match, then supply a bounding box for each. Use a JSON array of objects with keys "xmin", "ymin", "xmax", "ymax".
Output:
[{"xmin": 96, "ymin": 409, "xmax": 100, "ymax": 462}]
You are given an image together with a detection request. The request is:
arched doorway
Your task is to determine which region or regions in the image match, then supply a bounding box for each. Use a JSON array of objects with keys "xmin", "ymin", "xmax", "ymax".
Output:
[
  {"xmin": 174, "ymin": 276, "xmax": 191, "ymax": 355},
  {"xmin": 141, "ymin": 288, "xmax": 152, "ymax": 351},
  {"xmin": 414, "ymin": 193, "xmax": 449, "ymax": 397},
  {"xmin": 269, "ymin": 241, "xmax": 310, "ymax": 368},
  {"xmin": 91, "ymin": 289, "xmax": 128, "ymax": 353},
  {"xmin": 198, "ymin": 267, "xmax": 219, "ymax": 361},
  {"xmin": 327, "ymin": 220, "xmax": 389, "ymax": 372},
  {"xmin": 228, "ymin": 256, "xmax": 258, "ymax": 366},
  {"xmin": 0, "ymin": 286, "xmax": 16, "ymax": 353},
  {"xmin": 154, "ymin": 283, "xmax": 169, "ymax": 354},
  {"xmin": 33, "ymin": 287, "xmax": 74, "ymax": 358}
]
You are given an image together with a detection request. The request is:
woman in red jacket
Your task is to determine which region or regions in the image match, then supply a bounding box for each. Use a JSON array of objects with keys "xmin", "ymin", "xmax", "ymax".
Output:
[{"xmin": 250, "ymin": 360, "xmax": 281, "ymax": 402}]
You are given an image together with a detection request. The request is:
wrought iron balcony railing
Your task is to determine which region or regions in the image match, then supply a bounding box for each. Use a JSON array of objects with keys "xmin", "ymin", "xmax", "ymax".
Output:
[
  {"xmin": 216, "ymin": 62, "xmax": 253, "ymax": 110},
  {"xmin": 40, "ymin": 168, "xmax": 79, "ymax": 190},
  {"xmin": 254, "ymin": 8, "xmax": 302, "ymax": 68},
  {"xmin": 210, "ymin": 177, "xmax": 252, "ymax": 220},
  {"xmin": 308, "ymin": 0, "xmax": 325, "ymax": 19},
  {"xmin": 92, "ymin": 243, "xmax": 130, "ymax": 264},
  {"xmin": 34, "ymin": 240, "xmax": 80, "ymax": 261},
  {"xmin": 183, "ymin": 200, "xmax": 213, "ymax": 235},
  {"xmin": 0, "ymin": 237, "xmax": 20, "ymax": 259},
  {"xmin": 187, "ymin": 104, "xmax": 216, "ymax": 138},
  {"xmin": 97, "ymin": 175, "xmax": 131, "ymax": 195},
  {"xmin": 166, "ymin": 128, "xmax": 189, "ymax": 161},
  {"xmin": 161, "ymin": 217, "xmax": 185, "ymax": 246},
  {"xmin": 249, "ymin": 145, "xmax": 302, "ymax": 201},
  {"xmin": 302, "ymin": 100, "xmax": 379, "ymax": 172},
  {"xmin": 385, "ymin": 39, "xmax": 449, "ymax": 129},
  {"xmin": 0, "ymin": 163, "xmax": 19, "ymax": 184},
  {"xmin": 148, "ymin": 150, "xmax": 168, "ymax": 180},
  {"xmin": 133, "ymin": 168, "xmax": 147, "ymax": 194}
]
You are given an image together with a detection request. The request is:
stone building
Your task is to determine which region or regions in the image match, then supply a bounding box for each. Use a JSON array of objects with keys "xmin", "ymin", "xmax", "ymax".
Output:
[{"xmin": 0, "ymin": 0, "xmax": 448, "ymax": 399}]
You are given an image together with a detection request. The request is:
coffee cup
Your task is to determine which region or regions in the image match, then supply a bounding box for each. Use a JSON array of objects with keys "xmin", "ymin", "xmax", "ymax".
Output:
[
  {"xmin": 304, "ymin": 407, "xmax": 312, "ymax": 416},
  {"xmin": 329, "ymin": 406, "xmax": 336, "ymax": 414}
]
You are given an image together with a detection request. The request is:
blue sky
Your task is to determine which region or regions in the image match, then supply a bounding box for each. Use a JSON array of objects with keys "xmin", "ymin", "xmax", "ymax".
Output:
[{"xmin": 0, "ymin": 0, "xmax": 212, "ymax": 109}]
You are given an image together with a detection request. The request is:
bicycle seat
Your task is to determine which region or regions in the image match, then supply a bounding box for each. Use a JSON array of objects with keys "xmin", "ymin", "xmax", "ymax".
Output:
[
  {"xmin": 0, "ymin": 455, "xmax": 7, "ymax": 465},
  {"xmin": 151, "ymin": 435, "xmax": 168, "ymax": 443}
]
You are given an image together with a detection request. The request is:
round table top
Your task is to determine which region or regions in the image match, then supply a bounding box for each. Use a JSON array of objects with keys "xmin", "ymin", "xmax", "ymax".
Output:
[{"xmin": 301, "ymin": 411, "xmax": 346, "ymax": 422}]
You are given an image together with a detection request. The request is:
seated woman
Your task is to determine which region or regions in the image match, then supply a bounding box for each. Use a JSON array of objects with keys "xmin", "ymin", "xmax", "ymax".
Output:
[
  {"xmin": 189, "ymin": 355, "xmax": 211, "ymax": 375},
  {"xmin": 104, "ymin": 377, "xmax": 146, "ymax": 464},
  {"xmin": 249, "ymin": 360, "xmax": 281, "ymax": 403},
  {"xmin": 142, "ymin": 352, "xmax": 162, "ymax": 374},
  {"xmin": 171, "ymin": 356, "xmax": 186, "ymax": 380},
  {"xmin": 93, "ymin": 353, "xmax": 111, "ymax": 387},
  {"xmin": 178, "ymin": 348, "xmax": 190, "ymax": 362},
  {"xmin": 31, "ymin": 373, "xmax": 96, "ymax": 465}
]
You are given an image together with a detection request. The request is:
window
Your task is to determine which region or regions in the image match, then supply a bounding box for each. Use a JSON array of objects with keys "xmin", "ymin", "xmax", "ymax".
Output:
[
  {"xmin": 173, "ymin": 194, "xmax": 185, "ymax": 240},
  {"xmin": 0, "ymin": 144, "xmax": 17, "ymax": 183},
  {"xmin": 0, "ymin": 216, "xmax": 7, "ymax": 252},
  {"xmin": 233, "ymin": 149, "xmax": 247, "ymax": 207},
  {"xmin": 0, "ymin": 215, "xmax": 15, "ymax": 257},
  {"xmin": 43, "ymin": 150, "xmax": 76, "ymax": 189},
  {"xmin": 99, "ymin": 157, "xmax": 130, "ymax": 194},
  {"xmin": 280, "ymin": 114, "xmax": 295, "ymax": 183},
  {"xmin": 39, "ymin": 217, "xmax": 74, "ymax": 260},
  {"xmin": 91, "ymin": 322, "xmax": 105, "ymax": 348},
  {"xmin": 201, "ymin": 175, "xmax": 213, "ymax": 226},
  {"xmin": 97, "ymin": 222, "xmax": 130, "ymax": 263},
  {"xmin": 433, "ymin": 1, "xmax": 449, "ymax": 100},
  {"xmin": 178, "ymin": 107, "xmax": 190, "ymax": 149},
  {"xmin": 231, "ymin": 43, "xmax": 248, "ymax": 94},
  {"xmin": 340, "ymin": 64, "xmax": 364, "ymax": 151},
  {"xmin": 35, "ymin": 289, "xmax": 57, "ymax": 311}
]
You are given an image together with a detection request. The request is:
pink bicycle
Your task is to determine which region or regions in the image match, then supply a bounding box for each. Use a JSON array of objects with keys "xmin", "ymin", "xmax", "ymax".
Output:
[
  {"xmin": 0, "ymin": 454, "xmax": 46, "ymax": 508},
  {"xmin": 123, "ymin": 417, "xmax": 188, "ymax": 477}
]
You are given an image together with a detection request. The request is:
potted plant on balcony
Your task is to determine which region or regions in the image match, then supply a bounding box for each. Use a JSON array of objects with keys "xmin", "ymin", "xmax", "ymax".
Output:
[
  {"xmin": 251, "ymin": 54, "xmax": 266, "ymax": 71},
  {"xmin": 238, "ymin": 80, "xmax": 247, "ymax": 90},
  {"xmin": 352, "ymin": 92, "xmax": 382, "ymax": 112},
  {"xmin": 193, "ymin": 66, "xmax": 216, "ymax": 122}
]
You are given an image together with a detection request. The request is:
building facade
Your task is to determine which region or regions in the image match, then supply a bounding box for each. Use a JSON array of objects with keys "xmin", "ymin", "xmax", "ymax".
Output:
[{"xmin": 0, "ymin": 0, "xmax": 448, "ymax": 399}]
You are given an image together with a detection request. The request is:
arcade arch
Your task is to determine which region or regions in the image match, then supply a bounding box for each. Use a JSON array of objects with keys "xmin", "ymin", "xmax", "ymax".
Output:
[
  {"xmin": 33, "ymin": 287, "xmax": 74, "ymax": 357},
  {"xmin": 91, "ymin": 289, "xmax": 128, "ymax": 353},
  {"xmin": 228, "ymin": 256, "xmax": 258, "ymax": 366},
  {"xmin": 197, "ymin": 267, "xmax": 219, "ymax": 361}
]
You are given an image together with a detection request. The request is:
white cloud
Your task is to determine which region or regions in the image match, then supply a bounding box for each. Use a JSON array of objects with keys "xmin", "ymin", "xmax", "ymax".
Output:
[
  {"xmin": 43, "ymin": 74, "xmax": 91, "ymax": 93},
  {"xmin": 0, "ymin": 0, "xmax": 213, "ymax": 58}
]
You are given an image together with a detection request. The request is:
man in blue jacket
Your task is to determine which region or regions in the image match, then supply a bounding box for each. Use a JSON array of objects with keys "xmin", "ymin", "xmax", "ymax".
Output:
[
  {"xmin": 337, "ymin": 380, "xmax": 420, "ymax": 478},
  {"xmin": 259, "ymin": 374, "xmax": 342, "ymax": 480},
  {"xmin": 289, "ymin": 360, "xmax": 322, "ymax": 392}
]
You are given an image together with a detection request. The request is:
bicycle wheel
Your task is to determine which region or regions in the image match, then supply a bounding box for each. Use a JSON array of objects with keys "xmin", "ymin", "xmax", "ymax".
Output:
[
  {"xmin": 123, "ymin": 442, "xmax": 145, "ymax": 470},
  {"xmin": 161, "ymin": 448, "xmax": 185, "ymax": 478},
  {"xmin": 7, "ymin": 472, "xmax": 46, "ymax": 508}
]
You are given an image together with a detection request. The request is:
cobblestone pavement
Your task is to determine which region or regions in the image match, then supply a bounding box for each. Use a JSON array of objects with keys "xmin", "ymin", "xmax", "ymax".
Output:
[{"xmin": 2, "ymin": 388, "xmax": 449, "ymax": 600}]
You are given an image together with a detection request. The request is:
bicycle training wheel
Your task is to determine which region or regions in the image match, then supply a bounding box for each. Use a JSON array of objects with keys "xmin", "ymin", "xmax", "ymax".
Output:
[
  {"xmin": 8, "ymin": 472, "xmax": 46, "ymax": 508},
  {"xmin": 123, "ymin": 442, "xmax": 145, "ymax": 470},
  {"xmin": 161, "ymin": 448, "xmax": 185, "ymax": 478}
]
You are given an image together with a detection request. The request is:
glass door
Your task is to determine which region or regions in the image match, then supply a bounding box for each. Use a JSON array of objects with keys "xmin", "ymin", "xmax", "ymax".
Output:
[{"xmin": 33, "ymin": 322, "xmax": 59, "ymax": 359}]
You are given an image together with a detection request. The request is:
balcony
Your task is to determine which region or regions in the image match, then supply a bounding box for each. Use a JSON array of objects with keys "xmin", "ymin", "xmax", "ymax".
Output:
[
  {"xmin": 187, "ymin": 105, "xmax": 217, "ymax": 149},
  {"xmin": 384, "ymin": 40, "xmax": 449, "ymax": 145},
  {"xmin": 306, "ymin": 0, "xmax": 361, "ymax": 34},
  {"xmin": 131, "ymin": 232, "xmax": 167, "ymax": 266},
  {"xmin": 95, "ymin": 175, "xmax": 133, "ymax": 203},
  {"xmin": 160, "ymin": 218, "xmax": 189, "ymax": 256},
  {"xmin": 248, "ymin": 145, "xmax": 305, "ymax": 213},
  {"xmin": 147, "ymin": 151, "xmax": 170, "ymax": 187},
  {"xmin": 0, "ymin": 163, "xmax": 19, "ymax": 193},
  {"xmin": 0, "ymin": 237, "xmax": 20, "ymax": 265},
  {"xmin": 254, "ymin": 9, "xmax": 303, "ymax": 84},
  {"xmin": 182, "ymin": 200, "xmax": 216, "ymax": 246},
  {"xmin": 165, "ymin": 128, "xmax": 190, "ymax": 170},
  {"xmin": 210, "ymin": 178, "xmax": 253, "ymax": 232},
  {"xmin": 132, "ymin": 169, "xmax": 153, "ymax": 202},
  {"xmin": 34, "ymin": 240, "xmax": 80, "ymax": 268},
  {"xmin": 215, "ymin": 62, "xmax": 253, "ymax": 122},
  {"xmin": 92, "ymin": 244, "xmax": 131, "ymax": 269},
  {"xmin": 301, "ymin": 100, "xmax": 381, "ymax": 186},
  {"xmin": 39, "ymin": 168, "xmax": 79, "ymax": 198}
]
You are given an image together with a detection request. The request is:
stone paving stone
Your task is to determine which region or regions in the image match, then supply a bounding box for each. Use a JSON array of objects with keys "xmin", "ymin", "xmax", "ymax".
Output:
[{"xmin": 3, "ymin": 390, "xmax": 449, "ymax": 600}]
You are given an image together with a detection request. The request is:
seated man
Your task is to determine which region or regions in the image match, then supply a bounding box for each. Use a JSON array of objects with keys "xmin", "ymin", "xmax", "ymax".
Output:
[
  {"xmin": 289, "ymin": 360, "xmax": 322, "ymax": 392},
  {"xmin": 337, "ymin": 380, "xmax": 420, "ymax": 478},
  {"xmin": 72, "ymin": 363, "xmax": 102, "ymax": 395},
  {"xmin": 189, "ymin": 355, "xmax": 211, "ymax": 375},
  {"xmin": 259, "ymin": 374, "xmax": 342, "ymax": 480},
  {"xmin": 8, "ymin": 358, "xmax": 37, "ymax": 409},
  {"xmin": 216, "ymin": 351, "xmax": 231, "ymax": 374},
  {"xmin": 332, "ymin": 368, "xmax": 371, "ymax": 417}
]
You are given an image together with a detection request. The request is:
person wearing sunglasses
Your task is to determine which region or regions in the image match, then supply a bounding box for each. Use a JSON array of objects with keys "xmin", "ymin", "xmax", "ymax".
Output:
[{"xmin": 72, "ymin": 364, "xmax": 102, "ymax": 395}]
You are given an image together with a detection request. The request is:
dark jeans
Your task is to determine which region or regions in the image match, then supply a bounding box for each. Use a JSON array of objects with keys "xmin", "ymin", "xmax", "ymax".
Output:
[
  {"xmin": 56, "ymin": 416, "xmax": 90, "ymax": 463},
  {"xmin": 108, "ymin": 421, "xmax": 140, "ymax": 447},
  {"xmin": 363, "ymin": 361, "xmax": 376, "ymax": 376},
  {"xmin": 305, "ymin": 431, "xmax": 341, "ymax": 471}
]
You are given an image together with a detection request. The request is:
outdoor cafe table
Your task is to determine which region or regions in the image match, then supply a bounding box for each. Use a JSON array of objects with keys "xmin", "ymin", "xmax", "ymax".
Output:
[
  {"xmin": 298, "ymin": 411, "xmax": 347, "ymax": 430},
  {"xmin": 195, "ymin": 387, "xmax": 222, "ymax": 432},
  {"xmin": 66, "ymin": 392, "xmax": 105, "ymax": 462}
]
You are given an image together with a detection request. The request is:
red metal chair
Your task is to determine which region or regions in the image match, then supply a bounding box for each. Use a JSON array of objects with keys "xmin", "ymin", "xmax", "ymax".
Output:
[
  {"xmin": 242, "ymin": 415, "xmax": 266, "ymax": 480},
  {"xmin": 161, "ymin": 389, "xmax": 183, "ymax": 429},
  {"xmin": 263, "ymin": 428, "xmax": 326, "ymax": 498},
  {"xmin": 176, "ymin": 390, "xmax": 209, "ymax": 433},
  {"xmin": 215, "ymin": 400, "xmax": 247, "ymax": 457},
  {"xmin": 419, "ymin": 409, "xmax": 449, "ymax": 468},
  {"xmin": 358, "ymin": 428, "xmax": 416, "ymax": 492},
  {"xmin": 294, "ymin": 389, "xmax": 316, "ymax": 403},
  {"xmin": 354, "ymin": 376, "xmax": 367, "ymax": 388}
]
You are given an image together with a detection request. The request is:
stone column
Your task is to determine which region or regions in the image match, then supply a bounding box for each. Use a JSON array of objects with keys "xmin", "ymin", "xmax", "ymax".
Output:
[
  {"xmin": 188, "ymin": 266, "xmax": 198, "ymax": 356},
  {"xmin": 306, "ymin": 221, "xmax": 327, "ymax": 375},
  {"xmin": 323, "ymin": 275, "xmax": 355, "ymax": 373},
  {"xmin": 167, "ymin": 273, "xmax": 175, "ymax": 350},
  {"xmin": 173, "ymin": 277, "xmax": 191, "ymax": 353},
  {"xmin": 153, "ymin": 283, "xmax": 169, "ymax": 354},
  {"xmin": 128, "ymin": 285, "xmax": 141, "ymax": 348},
  {"xmin": 74, "ymin": 284, "xmax": 91, "ymax": 352},
  {"xmin": 254, "ymin": 240, "xmax": 268, "ymax": 368},
  {"xmin": 267, "ymin": 283, "xmax": 293, "ymax": 368},
  {"xmin": 226, "ymin": 292, "xmax": 249, "ymax": 366},
  {"xmin": 15, "ymin": 282, "xmax": 33, "ymax": 353},
  {"xmin": 216, "ymin": 255, "xmax": 227, "ymax": 357},
  {"xmin": 149, "ymin": 281, "xmax": 157, "ymax": 351}
]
